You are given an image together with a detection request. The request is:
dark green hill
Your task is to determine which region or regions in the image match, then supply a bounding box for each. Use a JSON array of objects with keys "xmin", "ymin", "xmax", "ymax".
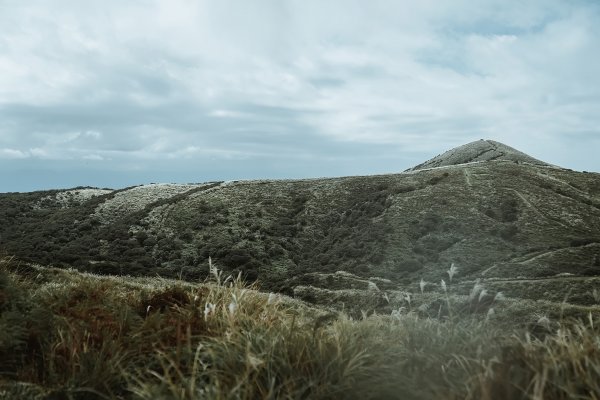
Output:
[{"xmin": 1, "ymin": 141, "xmax": 599, "ymax": 308}]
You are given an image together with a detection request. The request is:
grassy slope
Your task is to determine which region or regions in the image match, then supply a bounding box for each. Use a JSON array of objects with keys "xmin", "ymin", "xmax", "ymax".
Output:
[
  {"xmin": 1, "ymin": 161, "xmax": 598, "ymax": 309},
  {"xmin": 1, "ymin": 146, "xmax": 599, "ymax": 398},
  {"xmin": 1, "ymin": 258, "xmax": 600, "ymax": 400}
]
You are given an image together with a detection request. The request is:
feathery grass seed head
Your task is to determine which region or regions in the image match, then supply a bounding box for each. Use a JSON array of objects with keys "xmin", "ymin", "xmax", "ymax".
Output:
[
  {"xmin": 447, "ymin": 263, "xmax": 458, "ymax": 281},
  {"xmin": 478, "ymin": 289, "xmax": 488, "ymax": 302},
  {"xmin": 493, "ymin": 292, "xmax": 505, "ymax": 302},
  {"xmin": 419, "ymin": 278, "xmax": 427, "ymax": 293},
  {"xmin": 469, "ymin": 281, "xmax": 483, "ymax": 301}
]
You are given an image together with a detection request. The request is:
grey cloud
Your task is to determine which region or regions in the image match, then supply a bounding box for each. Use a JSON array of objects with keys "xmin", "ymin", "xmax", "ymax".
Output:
[
  {"xmin": 0, "ymin": 98, "xmax": 350, "ymax": 161},
  {"xmin": 1, "ymin": 0, "xmax": 600, "ymax": 192}
]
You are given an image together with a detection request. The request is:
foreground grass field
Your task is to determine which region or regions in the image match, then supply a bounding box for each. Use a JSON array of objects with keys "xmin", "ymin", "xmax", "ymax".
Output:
[{"xmin": 1, "ymin": 257, "xmax": 599, "ymax": 399}]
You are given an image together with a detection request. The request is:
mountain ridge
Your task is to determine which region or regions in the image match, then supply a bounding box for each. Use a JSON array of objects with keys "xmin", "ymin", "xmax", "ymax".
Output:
[{"xmin": 1, "ymin": 140, "xmax": 599, "ymax": 312}]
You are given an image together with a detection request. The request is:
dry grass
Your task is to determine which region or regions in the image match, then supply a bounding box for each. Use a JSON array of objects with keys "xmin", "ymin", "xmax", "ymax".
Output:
[{"xmin": 1, "ymin": 257, "xmax": 599, "ymax": 399}]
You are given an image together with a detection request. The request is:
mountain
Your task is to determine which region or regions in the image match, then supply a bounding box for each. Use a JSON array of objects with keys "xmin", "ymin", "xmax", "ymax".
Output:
[
  {"xmin": 406, "ymin": 139, "xmax": 550, "ymax": 171},
  {"xmin": 1, "ymin": 140, "xmax": 599, "ymax": 312}
]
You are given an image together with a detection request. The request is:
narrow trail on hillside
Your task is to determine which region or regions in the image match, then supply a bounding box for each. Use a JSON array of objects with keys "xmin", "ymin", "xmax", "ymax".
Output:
[
  {"xmin": 519, "ymin": 248, "xmax": 577, "ymax": 264},
  {"xmin": 481, "ymin": 243, "xmax": 599, "ymax": 276},
  {"xmin": 461, "ymin": 275, "xmax": 600, "ymax": 285},
  {"xmin": 537, "ymin": 171, "xmax": 600, "ymax": 202},
  {"xmin": 463, "ymin": 168, "xmax": 472, "ymax": 187},
  {"xmin": 516, "ymin": 242, "xmax": 600, "ymax": 263},
  {"xmin": 509, "ymin": 188, "xmax": 571, "ymax": 229}
]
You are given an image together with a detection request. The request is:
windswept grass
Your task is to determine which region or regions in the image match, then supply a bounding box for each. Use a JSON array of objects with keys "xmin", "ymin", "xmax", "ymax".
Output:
[{"xmin": 1, "ymin": 257, "xmax": 599, "ymax": 399}]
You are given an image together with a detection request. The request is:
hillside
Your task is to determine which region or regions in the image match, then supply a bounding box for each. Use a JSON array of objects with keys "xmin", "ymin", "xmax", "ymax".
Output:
[
  {"xmin": 2, "ymin": 140, "xmax": 600, "ymax": 398},
  {"xmin": 2, "ymin": 258, "xmax": 599, "ymax": 399},
  {"xmin": 406, "ymin": 139, "xmax": 550, "ymax": 171},
  {"xmin": 1, "ymin": 140, "xmax": 599, "ymax": 313}
]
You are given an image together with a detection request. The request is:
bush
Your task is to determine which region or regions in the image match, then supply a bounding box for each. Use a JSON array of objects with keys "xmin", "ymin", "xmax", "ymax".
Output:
[
  {"xmin": 427, "ymin": 172, "xmax": 449, "ymax": 185},
  {"xmin": 500, "ymin": 198, "xmax": 519, "ymax": 222},
  {"xmin": 499, "ymin": 224, "xmax": 519, "ymax": 241},
  {"xmin": 570, "ymin": 238, "xmax": 599, "ymax": 247}
]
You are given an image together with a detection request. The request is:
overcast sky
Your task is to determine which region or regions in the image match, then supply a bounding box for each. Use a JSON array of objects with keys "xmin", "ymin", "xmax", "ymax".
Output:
[{"xmin": 1, "ymin": 0, "xmax": 599, "ymax": 192}]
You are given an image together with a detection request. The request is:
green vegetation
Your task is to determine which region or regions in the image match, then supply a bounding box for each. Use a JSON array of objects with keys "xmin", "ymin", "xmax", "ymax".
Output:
[
  {"xmin": 1, "ymin": 146, "xmax": 600, "ymax": 398},
  {"xmin": 1, "ymin": 257, "xmax": 599, "ymax": 399},
  {"xmin": 1, "ymin": 161, "xmax": 600, "ymax": 296}
]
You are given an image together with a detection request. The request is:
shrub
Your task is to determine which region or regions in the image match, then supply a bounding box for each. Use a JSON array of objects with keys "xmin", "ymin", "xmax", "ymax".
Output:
[
  {"xmin": 499, "ymin": 198, "xmax": 519, "ymax": 222},
  {"xmin": 499, "ymin": 224, "xmax": 519, "ymax": 241},
  {"xmin": 570, "ymin": 237, "xmax": 599, "ymax": 247}
]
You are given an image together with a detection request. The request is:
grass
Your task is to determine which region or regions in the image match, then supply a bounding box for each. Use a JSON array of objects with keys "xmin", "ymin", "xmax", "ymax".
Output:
[
  {"xmin": 2, "ymin": 162, "xmax": 600, "ymax": 296},
  {"xmin": 1, "ymin": 257, "xmax": 600, "ymax": 399}
]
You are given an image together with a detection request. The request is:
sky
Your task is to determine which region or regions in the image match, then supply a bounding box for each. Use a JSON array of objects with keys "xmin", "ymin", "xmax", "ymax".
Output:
[{"xmin": 1, "ymin": 0, "xmax": 599, "ymax": 192}]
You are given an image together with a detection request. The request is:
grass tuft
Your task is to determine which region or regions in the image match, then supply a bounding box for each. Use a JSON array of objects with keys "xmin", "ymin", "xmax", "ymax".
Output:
[{"xmin": 1, "ymin": 257, "xmax": 599, "ymax": 399}]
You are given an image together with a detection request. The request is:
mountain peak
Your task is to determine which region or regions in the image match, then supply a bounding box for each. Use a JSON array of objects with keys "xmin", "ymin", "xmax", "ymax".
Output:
[{"xmin": 406, "ymin": 139, "xmax": 549, "ymax": 171}]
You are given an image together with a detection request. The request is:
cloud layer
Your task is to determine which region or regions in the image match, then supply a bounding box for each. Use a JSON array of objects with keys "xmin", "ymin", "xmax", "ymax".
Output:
[{"xmin": 1, "ymin": 0, "xmax": 599, "ymax": 191}]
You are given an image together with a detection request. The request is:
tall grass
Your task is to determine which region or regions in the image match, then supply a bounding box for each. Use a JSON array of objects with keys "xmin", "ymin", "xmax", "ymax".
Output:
[
  {"xmin": 1, "ymin": 257, "xmax": 599, "ymax": 399},
  {"xmin": 468, "ymin": 315, "xmax": 600, "ymax": 400}
]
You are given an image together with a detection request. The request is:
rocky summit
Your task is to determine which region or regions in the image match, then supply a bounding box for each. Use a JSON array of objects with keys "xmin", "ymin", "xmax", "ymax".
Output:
[{"xmin": 1, "ymin": 140, "xmax": 599, "ymax": 314}]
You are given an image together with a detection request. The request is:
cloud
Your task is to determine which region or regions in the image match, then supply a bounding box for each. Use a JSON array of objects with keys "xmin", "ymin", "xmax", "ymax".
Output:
[
  {"xmin": 0, "ymin": 148, "xmax": 28, "ymax": 159},
  {"xmin": 0, "ymin": 0, "xmax": 599, "ymax": 191},
  {"xmin": 82, "ymin": 154, "xmax": 104, "ymax": 161},
  {"xmin": 0, "ymin": 147, "xmax": 50, "ymax": 159}
]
